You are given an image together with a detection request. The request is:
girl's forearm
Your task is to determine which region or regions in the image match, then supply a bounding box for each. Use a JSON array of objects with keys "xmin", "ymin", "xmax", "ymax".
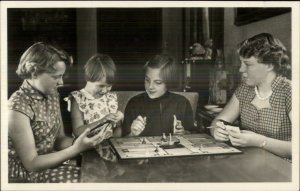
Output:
[
  {"xmin": 55, "ymin": 136, "xmax": 74, "ymax": 150},
  {"xmin": 260, "ymin": 137, "xmax": 291, "ymax": 158},
  {"xmin": 26, "ymin": 145, "xmax": 79, "ymax": 172}
]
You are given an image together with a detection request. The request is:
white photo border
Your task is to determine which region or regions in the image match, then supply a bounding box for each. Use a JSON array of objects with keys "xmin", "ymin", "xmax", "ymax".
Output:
[{"xmin": 1, "ymin": 1, "xmax": 299, "ymax": 191}]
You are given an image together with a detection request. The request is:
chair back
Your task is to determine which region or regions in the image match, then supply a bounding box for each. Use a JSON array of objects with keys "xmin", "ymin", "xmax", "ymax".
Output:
[{"xmin": 172, "ymin": 91, "xmax": 199, "ymax": 120}]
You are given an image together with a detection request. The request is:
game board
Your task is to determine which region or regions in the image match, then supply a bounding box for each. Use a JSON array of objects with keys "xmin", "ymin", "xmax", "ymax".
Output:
[{"xmin": 109, "ymin": 133, "xmax": 242, "ymax": 159}]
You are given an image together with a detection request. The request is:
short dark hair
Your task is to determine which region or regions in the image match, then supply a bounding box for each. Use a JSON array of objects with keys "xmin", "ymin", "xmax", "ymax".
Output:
[
  {"xmin": 238, "ymin": 33, "xmax": 290, "ymax": 78},
  {"xmin": 84, "ymin": 54, "xmax": 116, "ymax": 84},
  {"xmin": 16, "ymin": 42, "xmax": 70, "ymax": 79},
  {"xmin": 144, "ymin": 54, "xmax": 179, "ymax": 88}
]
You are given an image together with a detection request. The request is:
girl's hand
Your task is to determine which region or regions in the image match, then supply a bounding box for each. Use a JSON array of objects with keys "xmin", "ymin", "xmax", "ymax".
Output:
[
  {"xmin": 72, "ymin": 128, "xmax": 106, "ymax": 152},
  {"xmin": 103, "ymin": 111, "xmax": 124, "ymax": 124},
  {"xmin": 115, "ymin": 111, "xmax": 124, "ymax": 122},
  {"xmin": 212, "ymin": 122, "xmax": 229, "ymax": 141},
  {"xmin": 228, "ymin": 130, "xmax": 265, "ymax": 147},
  {"xmin": 131, "ymin": 116, "xmax": 146, "ymax": 136}
]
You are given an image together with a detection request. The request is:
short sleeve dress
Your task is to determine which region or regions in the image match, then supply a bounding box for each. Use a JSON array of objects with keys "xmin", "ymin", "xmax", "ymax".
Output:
[
  {"xmin": 234, "ymin": 76, "xmax": 291, "ymax": 141},
  {"xmin": 69, "ymin": 89, "xmax": 118, "ymax": 161},
  {"xmin": 8, "ymin": 80, "xmax": 80, "ymax": 183}
]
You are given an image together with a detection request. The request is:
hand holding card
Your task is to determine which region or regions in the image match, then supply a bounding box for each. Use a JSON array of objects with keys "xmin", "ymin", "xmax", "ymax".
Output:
[
  {"xmin": 87, "ymin": 120, "xmax": 111, "ymax": 138},
  {"xmin": 216, "ymin": 120, "xmax": 240, "ymax": 133},
  {"xmin": 225, "ymin": 125, "xmax": 240, "ymax": 133}
]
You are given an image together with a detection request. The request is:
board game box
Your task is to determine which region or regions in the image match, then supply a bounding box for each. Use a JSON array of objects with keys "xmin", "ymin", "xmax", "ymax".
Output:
[{"xmin": 109, "ymin": 133, "xmax": 242, "ymax": 159}]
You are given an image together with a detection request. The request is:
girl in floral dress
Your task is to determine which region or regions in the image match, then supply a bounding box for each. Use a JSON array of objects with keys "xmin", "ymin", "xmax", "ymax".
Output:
[
  {"xmin": 67, "ymin": 54, "xmax": 123, "ymax": 161},
  {"xmin": 8, "ymin": 42, "xmax": 104, "ymax": 183}
]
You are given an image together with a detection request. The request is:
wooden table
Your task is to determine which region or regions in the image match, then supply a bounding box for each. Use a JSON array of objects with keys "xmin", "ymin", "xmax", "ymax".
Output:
[{"xmin": 80, "ymin": 141, "xmax": 291, "ymax": 182}]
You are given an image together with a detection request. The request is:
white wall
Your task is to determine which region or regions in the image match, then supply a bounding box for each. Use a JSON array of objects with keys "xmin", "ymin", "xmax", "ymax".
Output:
[{"xmin": 223, "ymin": 8, "xmax": 291, "ymax": 69}]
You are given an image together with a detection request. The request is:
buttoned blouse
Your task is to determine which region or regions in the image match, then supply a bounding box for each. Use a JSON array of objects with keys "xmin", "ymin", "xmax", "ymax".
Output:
[
  {"xmin": 8, "ymin": 80, "xmax": 63, "ymax": 180},
  {"xmin": 8, "ymin": 80, "xmax": 61, "ymax": 155},
  {"xmin": 235, "ymin": 76, "xmax": 291, "ymax": 141}
]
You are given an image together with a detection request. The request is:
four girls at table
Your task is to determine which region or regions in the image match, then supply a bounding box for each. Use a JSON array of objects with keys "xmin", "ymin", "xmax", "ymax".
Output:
[{"xmin": 8, "ymin": 33, "xmax": 292, "ymax": 183}]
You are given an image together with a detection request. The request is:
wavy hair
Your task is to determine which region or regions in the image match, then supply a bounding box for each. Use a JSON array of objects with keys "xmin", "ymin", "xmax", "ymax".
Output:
[
  {"xmin": 16, "ymin": 42, "xmax": 71, "ymax": 79},
  {"xmin": 238, "ymin": 33, "xmax": 291, "ymax": 78}
]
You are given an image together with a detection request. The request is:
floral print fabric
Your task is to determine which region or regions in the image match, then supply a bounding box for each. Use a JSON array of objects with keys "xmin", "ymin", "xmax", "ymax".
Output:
[
  {"xmin": 70, "ymin": 89, "xmax": 118, "ymax": 124},
  {"xmin": 69, "ymin": 89, "xmax": 118, "ymax": 161}
]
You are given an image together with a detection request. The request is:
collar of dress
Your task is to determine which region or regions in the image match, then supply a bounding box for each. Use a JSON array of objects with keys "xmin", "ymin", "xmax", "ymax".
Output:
[{"xmin": 20, "ymin": 80, "xmax": 47, "ymax": 100}]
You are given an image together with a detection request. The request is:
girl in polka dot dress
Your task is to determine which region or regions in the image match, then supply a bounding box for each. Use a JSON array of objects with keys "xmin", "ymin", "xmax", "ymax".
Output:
[
  {"xmin": 66, "ymin": 54, "xmax": 123, "ymax": 162},
  {"xmin": 8, "ymin": 42, "xmax": 104, "ymax": 183}
]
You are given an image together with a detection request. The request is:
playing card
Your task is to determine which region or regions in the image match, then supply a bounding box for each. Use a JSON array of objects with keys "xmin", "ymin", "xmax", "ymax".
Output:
[
  {"xmin": 225, "ymin": 125, "xmax": 240, "ymax": 133},
  {"xmin": 216, "ymin": 121, "xmax": 226, "ymax": 130}
]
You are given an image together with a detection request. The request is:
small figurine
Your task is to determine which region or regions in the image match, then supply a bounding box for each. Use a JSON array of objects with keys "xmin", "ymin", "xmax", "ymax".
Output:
[
  {"xmin": 154, "ymin": 145, "xmax": 159, "ymax": 153},
  {"xmin": 161, "ymin": 133, "xmax": 167, "ymax": 142},
  {"xmin": 173, "ymin": 115, "xmax": 184, "ymax": 135},
  {"xmin": 168, "ymin": 133, "xmax": 174, "ymax": 145},
  {"xmin": 189, "ymin": 42, "xmax": 206, "ymax": 60}
]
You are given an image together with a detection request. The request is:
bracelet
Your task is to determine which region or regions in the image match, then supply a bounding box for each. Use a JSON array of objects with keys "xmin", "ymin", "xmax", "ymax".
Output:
[{"xmin": 259, "ymin": 137, "xmax": 267, "ymax": 148}]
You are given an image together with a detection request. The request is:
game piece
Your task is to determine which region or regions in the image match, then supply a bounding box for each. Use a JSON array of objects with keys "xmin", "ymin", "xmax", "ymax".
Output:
[
  {"xmin": 169, "ymin": 133, "xmax": 175, "ymax": 145},
  {"xmin": 173, "ymin": 115, "xmax": 177, "ymax": 127},
  {"xmin": 154, "ymin": 145, "xmax": 159, "ymax": 152},
  {"xmin": 173, "ymin": 115, "xmax": 184, "ymax": 135},
  {"xmin": 142, "ymin": 138, "xmax": 146, "ymax": 144},
  {"xmin": 161, "ymin": 133, "xmax": 167, "ymax": 142}
]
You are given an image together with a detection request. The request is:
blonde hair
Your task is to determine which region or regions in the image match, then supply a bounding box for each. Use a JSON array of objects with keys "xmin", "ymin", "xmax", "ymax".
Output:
[
  {"xmin": 84, "ymin": 54, "xmax": 116, "ymax": 84},
  {"xmin": 144, "ymin": 54, "xmax": 179, "ymax": 88},
  {"xmin": 16, "ymin": 42, "xmax": 70, "ymax": 79}
]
